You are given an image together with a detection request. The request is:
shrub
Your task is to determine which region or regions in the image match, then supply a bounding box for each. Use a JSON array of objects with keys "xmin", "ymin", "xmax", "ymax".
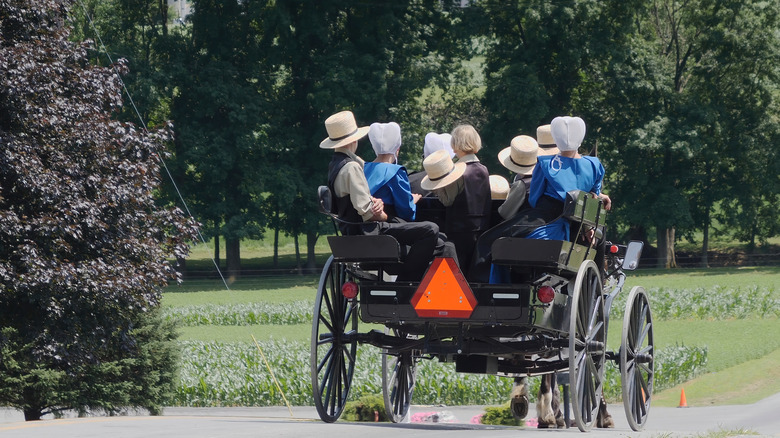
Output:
[
  {"xmin": 480, "ymin": 404, "xmax": 523, "ymax": 426},
  {"xmin": 342, "ymin": 395, "xmax": 388, "ymax": 422}
]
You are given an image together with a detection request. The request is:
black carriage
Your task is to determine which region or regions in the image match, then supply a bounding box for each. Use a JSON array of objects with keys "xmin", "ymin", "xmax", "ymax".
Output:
[{"xmin": 311, "ymin": 188, "xmax": 654, "ymax": 432}]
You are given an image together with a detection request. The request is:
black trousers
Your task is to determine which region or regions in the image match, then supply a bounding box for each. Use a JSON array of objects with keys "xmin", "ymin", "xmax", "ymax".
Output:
[{"xmin": 366, "ymin": 219, "xmax": 457, "ymax": 281}]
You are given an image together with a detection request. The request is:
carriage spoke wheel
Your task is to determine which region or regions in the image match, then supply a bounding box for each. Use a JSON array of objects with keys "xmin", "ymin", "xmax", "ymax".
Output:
[
  {"xmin": 311, "ymin": 256, "xmax": 358, "ymax": 423},
  {"xmin": 569, "ymin": 260, "xmax": 606, "ymax": 432},
  {"xmin": 621, "ymin": 286, "xmax": 654, "ymax": 431},
  {"xmin": 381, "ymin": 329, "xmax": 419, "ymax": 423}
]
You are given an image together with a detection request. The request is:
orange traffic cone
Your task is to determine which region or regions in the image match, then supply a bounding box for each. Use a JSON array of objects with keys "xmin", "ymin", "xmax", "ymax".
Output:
[{"xmin": 678, "ymin": 388, "xmax": 688, "ymax": 408}]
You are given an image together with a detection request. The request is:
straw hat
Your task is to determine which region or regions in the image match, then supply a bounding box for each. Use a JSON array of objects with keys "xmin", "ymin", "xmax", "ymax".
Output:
[
  {"xmin": 536, "ymin": 124, "xmax": 560, "ymax": 156},
  {"xmin": 498, "ymin": 135, "xmax": 539, "ymax": 176},
  {"xmin": 489, "ymin": 175, "xmax": 510, "ymax": 200},
  {"xmin": 368, "ymin": 122, "xmax": 401, "ymax": 156},
  {"xmin": 423, "ymin": 132, "xmax": 454, "ymax": 159},
  {"xmin": 550, "ymin": 116, "xmax": 586, "ymax": 152},
  {"xmin": 319, "ymin": 111, "xmax": 370, "ymax": 149},
  {"xmin": 420, "ymin": 149, "xmax": 467, "ymax": 191}
]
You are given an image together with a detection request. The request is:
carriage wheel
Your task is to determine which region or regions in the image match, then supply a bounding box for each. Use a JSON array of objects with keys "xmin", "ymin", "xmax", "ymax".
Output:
[
  {"xmin": 311, "ymin": 255, "xmax": 359, "ymax": 423},
  {"xmin": 621, "ymin": 286, "xmax": 654, "ymax": 431},
  {"xmin": 381, "ymin": 329, "xmax": 418, "ymax": 423},
  {"xmin": 569, "ymin": 260, "xmax": 606, "ymax": 432}
]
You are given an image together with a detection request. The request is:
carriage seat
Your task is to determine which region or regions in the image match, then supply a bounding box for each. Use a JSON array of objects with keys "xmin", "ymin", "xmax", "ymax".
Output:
[
  {"xmin": 490, "ymin": 190, "xmax": 605, "ymax": 273},
  {"xmin": 318, "ymin": 185, "xmax": 402, "ymax": 264}
]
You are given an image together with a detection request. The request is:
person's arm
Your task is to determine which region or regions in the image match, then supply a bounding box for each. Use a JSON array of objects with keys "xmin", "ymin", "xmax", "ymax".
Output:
[
  {"xmin": 342, "ymin": 162, "xmax": 385, "ymax": 221},
  {"xmin": 434, "ymin": 178, "xmax": 464, "ymax": 207},
  {"xmin": 498, "ymin": 180, "xmax": 527, "ymax": 220},
  {"xmin": 590, "ymin": 159, "xmax": 610, "ymax": 210},
  {"xmin": 389, "ymin": 169, "xmax": 418, "ymax": 221},
  {"xmin": 527, "ymin": 165, "xmax": 545, "ymax": 208}
]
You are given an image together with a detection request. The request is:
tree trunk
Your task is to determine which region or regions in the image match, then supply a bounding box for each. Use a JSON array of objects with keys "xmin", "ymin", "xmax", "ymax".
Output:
[
  {"xmin": 23, "ymin": 407, "xmax": 42, "ymax": 421},
  {"xmin": 214, "ymin": 235, "xmax": 220, "ymax": 269},
  {"xmin": 656, "ymin": 227, "xmax": 677, "ymax": 268},
  {"xmin": 306, "ymin": 230, "xmax": 319, "ymax": 272},
  {"xmin": 294, "ymin": 234, "xmax": 302, "ymax": 275},
  {"xmin": 273, "ymin": 209, "xmax": 280, "ymax": 268},
  {"xmin": 226, "ymin": 238, "xmax": 241, "ymax": 282},
  {"xmin": 158, "ymin": 0, "xmax": 168, "ymax": 37},
  {"xmin": 701, "ymin": 221, "xmax": 710, "ymax": 268}
]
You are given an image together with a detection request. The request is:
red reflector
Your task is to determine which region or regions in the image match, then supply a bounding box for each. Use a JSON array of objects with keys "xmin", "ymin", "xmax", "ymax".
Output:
[
  {"xmin": 537, "ymin": 286, "xmax": 555, "ymax": 303},
  {"xmin": 341, "ymin": 281, "xmax": 358, "ymax": 299},
  {"xmin": 610, "ymin": 245, "xmax": 619, "ymax": 254}
]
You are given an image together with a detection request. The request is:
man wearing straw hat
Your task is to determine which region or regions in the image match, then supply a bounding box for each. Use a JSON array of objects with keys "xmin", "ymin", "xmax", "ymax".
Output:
[{"xmin": 321, "ymin": 110, "xmax": 456, "ymax": 280}]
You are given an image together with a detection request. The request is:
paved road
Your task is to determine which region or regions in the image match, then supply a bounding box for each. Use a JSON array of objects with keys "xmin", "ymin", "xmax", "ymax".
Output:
[{"xmin": 2, "ymin": 393, "xmax": 779, "ymax": 438}]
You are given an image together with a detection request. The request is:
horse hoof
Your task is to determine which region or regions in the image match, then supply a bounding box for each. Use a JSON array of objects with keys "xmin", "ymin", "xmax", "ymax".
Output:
[
  {"xmin": 597, "ymin": 414, "xmax": 615, "ymax": 428},
  {"xmin": 510, "ymin": 382, "xmax": 529, "ymax": 420}
]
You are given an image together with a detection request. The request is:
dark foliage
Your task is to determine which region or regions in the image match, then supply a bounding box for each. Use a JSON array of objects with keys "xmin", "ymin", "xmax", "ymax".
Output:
[{"xmin": 0, "ymin": 0, "xmax": 197, "ymax": 420}]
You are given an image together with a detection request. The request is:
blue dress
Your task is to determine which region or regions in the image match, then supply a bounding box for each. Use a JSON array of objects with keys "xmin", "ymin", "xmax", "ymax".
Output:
[
  {"xmin": 364, "ymin": 162, "xmax": 417, "ymax": 221},
  {"xmin": 526, "ymin": 154, "xmax": 604, "ymax": 241}
]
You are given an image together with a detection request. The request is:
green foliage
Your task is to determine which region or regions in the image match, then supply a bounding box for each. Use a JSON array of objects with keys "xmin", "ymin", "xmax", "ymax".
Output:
[
  {"xmin": 609, "ymin": 286, "xmax": 780, "ymax": 321},
  {"xmin": 342, "ymin": 394, "xmax": 388, "ymax": 422},
  {"xmin": 480, "ymin": 404, "xmax": 523, "ymax": 426},
  {"xmin": 0, "ymin": 310, "xmax": 179, "ymax": 419},
  {"xmin": 174, "ymin": 339, "xmax": 513, "ymax": 407},
  {"xmin": 603, "ymin": 344, "xmax": 708, "ymax": 401},
  {"xmin": 163, "ymin": 301, "xmax": 312, "ymax": 326},
  {"xmin": 0, "ymin": 0, "xmax": 195, "ymax": 420}
]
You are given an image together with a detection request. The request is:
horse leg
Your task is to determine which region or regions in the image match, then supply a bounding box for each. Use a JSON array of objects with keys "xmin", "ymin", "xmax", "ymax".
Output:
[
  {"xmin": 536, "ymin": 375, "xmax": 556, "ymax": 428},
  {"xmin": 596, "ymin": 396, "xmax": 614, "ymax": 428},
  {"xmin": 550, "ymin": 374, "xmax": 566, "ymax": 428},
  {"xmin": 509, "ymin": 377, "xmax": 529, "ymax": 420}
]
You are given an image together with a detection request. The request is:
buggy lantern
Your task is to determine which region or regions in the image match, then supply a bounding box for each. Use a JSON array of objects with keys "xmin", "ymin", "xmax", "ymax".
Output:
[
  {"xmin": 341, "ymin": 281, "xmax": 358, "ymax": 299},
  {"xmin": 537, "ymin": 285, "xmax": 555, "ymax": 304}
]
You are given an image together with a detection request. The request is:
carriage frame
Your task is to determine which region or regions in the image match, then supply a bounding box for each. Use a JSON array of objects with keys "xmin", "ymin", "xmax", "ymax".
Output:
[{"xmin": 311, "ymin": 187, "xmax": 654, "ymax": 432}]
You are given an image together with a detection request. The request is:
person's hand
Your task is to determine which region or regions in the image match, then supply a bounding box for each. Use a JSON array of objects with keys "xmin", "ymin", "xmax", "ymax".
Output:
[
  {"xmin": 599, "ymin": 193, "xmax": 612, "ymax": 211},
  {"xmin": 370, "ymin": 197, "xmax": 384, "ymax": 215},
  {"xmin": 584, "ymin": 228, "xmax": 596, "ymax": 247},
  {"xmin": 412, "ymin": 193, "xmax": 422, "ymax": 204},
  {"xmin": 369, "ymin": 197, "xmax": 387, "ymax": 222}
]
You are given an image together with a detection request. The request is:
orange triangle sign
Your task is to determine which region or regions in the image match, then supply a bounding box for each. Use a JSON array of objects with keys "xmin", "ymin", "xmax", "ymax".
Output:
[{"xmin": 411, "ymin": 258, "xmax": 477, "ymax": 318}]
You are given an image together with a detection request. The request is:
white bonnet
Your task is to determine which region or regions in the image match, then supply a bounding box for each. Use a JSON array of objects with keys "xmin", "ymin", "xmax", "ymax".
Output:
[
  {"xmin": 368, "ymin": 122, "xmax": 402, "ymax": 156},
  {"xmin": 423, "ymin": 132, "xmax": 455, "ymax": 159},
  {"xmin": 550, "ymin": 116, "xmax": 586, "ymax": 152}
]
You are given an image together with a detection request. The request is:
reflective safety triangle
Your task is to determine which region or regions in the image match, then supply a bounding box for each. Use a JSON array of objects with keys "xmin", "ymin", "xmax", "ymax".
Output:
[{"xmin": 411, "ymin": 257, "xmax": 477, "ymax": 318}]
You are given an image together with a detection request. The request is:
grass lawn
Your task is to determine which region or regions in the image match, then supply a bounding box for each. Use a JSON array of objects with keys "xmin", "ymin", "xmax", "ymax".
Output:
[
  {"xmin": 164, "ymin": 276, "xmax": 318, "ymax": 305},
  {"xmin": 625, "ymin": 265, "xmax": 780, "ymax": 291},
  {"xmin": 177, "ymin": 324, "xmax": 312, "ymax": 343},
  {"xmin": 653, "ymin": 348, "xmax": 780, "ymax": 407}
]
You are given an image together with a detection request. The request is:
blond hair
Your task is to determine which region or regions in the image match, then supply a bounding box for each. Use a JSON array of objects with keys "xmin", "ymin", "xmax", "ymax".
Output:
[{"xmin": 450, "ymin": 124, "xmax": 482, "ymax": 155}]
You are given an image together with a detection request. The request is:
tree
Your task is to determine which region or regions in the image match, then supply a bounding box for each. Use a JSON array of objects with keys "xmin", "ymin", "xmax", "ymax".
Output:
[
  {"xmin": 0, "ymin": 0, "xmax": 197, "ymax": 420},
  {"xmin": 69, "ymin": 0, "xmax": 174, "ymax": 127},
  {"xmin": 262, "ymin": 0, "xmax": 464, "ymax": 268},
  {"xmin": 601, "ymin": 0, "xmax": 780, "ymax": 267},
  {"xmin": 476, "ymin": 0, "xmax": 640, "ymax": 176},
  {"xmin": 168, "ymin": 0, "xmax": 270, "ymax": 278}
]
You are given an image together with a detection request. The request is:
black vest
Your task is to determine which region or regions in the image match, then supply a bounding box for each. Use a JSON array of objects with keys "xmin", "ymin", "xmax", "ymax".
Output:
[{"xmin": 327, "ymin": 152, "xmax": 364, "ymax": 235}]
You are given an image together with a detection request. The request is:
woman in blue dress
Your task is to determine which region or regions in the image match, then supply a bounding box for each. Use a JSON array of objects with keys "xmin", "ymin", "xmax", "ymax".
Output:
[
  {"xmin": 363, "ymin": 122, "xmax": 421, "ymax": 222},
  {"xmin": 525, "ymin": 116, "xmax": 611, "ymax": 241}
]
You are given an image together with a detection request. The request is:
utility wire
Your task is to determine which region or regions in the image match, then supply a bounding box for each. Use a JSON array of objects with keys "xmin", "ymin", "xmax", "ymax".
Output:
[{"xmin": 76, "ymin": 0, "xmax": 230, "ymax": 290}]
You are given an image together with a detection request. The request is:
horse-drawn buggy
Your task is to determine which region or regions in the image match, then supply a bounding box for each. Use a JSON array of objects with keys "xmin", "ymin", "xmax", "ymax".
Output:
[{"xmin": 311, "ymin": 187, "xmax": 654, "ymax": 432}]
